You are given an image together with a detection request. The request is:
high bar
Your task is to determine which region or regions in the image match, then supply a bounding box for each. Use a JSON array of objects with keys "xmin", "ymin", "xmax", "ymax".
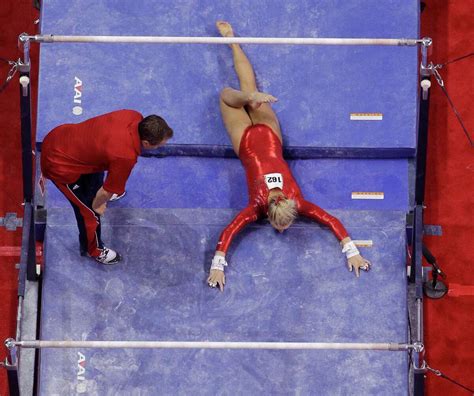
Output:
[{"xmin": 24, "ymin": 35, "xmax": 422, "ymax": 46}]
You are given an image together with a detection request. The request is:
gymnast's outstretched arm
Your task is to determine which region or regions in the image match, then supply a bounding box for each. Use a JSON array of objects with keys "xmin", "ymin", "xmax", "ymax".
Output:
[
  {"xmin": 298, "ymin": 199, "xmax": 371, "ymax": 277},
  {"xmin": 207, "ymin": 205, "xmax": 260, "ymax": 291}
]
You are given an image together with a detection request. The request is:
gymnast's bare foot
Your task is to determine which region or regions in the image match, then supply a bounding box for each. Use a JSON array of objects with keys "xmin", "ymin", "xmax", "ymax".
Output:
[
  {"xmin": 248, "ymin": 91, "xmax": 278, "ymax": 109},
  {"xmin": 216, "ymin": 21, "xmax": 234, "ymax": 37}
]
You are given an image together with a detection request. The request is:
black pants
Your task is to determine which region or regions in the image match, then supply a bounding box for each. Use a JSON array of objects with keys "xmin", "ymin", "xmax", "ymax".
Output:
[{"xmin": 53, "ymin": 172, "xmax": 104, "ymax": 256}]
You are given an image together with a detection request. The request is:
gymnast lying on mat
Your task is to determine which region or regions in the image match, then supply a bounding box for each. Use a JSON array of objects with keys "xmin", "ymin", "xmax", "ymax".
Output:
[{"xmin": 207, "ymin": 21, "xmax": 371, "ymax": 291}]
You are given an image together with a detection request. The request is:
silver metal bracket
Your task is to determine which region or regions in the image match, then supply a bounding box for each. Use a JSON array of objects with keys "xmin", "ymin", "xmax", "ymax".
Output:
[
  {"xmin": 5, "ymin": 338, "xmax": 16, "ymax": 350},
  {"xmin": 412, "ymin": 342, "xmax": 427, "ymax": 373},
  {"xmin": 420, "ymin": 62, "xmax": 434, "ymax": 76},
  {"xmin": 18, "ymin": 33, "xmax": 29, "ymax": 44},
  {"xmin": 17, "ymin": 61, "xmax": 31, "ymax": 73},
  {"xmin": 17, "ymin": 32, "xmax": 31, "ymax": 66},
  {"xmin": 413, "ymin": 359, "xmax": 427, "ymax": 374},
  {"xmin": 419, "ymin": 61, "xmax": 446, "ymax": 96},
  {"xmin": 413, "ymin": 342, "xmax": 424, "ymax": 353},
  {"xmin": 421, "ymin": 37, "xmax": 433, "ymax": 47},
  {"xmin": 420, "ymin": 36, "xmax": 433, "ymax": 72},
  {"xmin": 4, "ymin": 338, "xmax": 18, "ymax": 369},
  {"xmin": 5, "ymin": 338, "xmax": 17, "ymax": 360},
  {"xmin": 419, "ymin": 37, "xmax": 434, "ymax": 101}
]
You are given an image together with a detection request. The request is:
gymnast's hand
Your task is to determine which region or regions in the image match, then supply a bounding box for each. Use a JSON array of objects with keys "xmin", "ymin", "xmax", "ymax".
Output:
[
  {"xmin": 347, "ymin": 254, "xmax": 371, "ymax": 278},
  {"xmin": 207, "ymin": 269, "xmax": 225, "ymax": 292},
  {"xmin": 207, "ymin": 253, "xmax": 227, "ymax": 292}
]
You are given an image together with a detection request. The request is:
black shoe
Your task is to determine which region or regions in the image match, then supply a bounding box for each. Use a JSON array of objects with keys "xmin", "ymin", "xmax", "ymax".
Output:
[{"xmin": 95, "ymin": 247, "xmax": 122, "ymax": 264}]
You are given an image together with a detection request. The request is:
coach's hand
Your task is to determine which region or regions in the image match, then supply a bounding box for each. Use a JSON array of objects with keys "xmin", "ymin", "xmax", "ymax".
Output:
[
  {"xmin": 92, "ymin": 187, "xmax": 113, "ymax": 216},
  {"xmin": 93, "ymin": 202, "xmax": 107, "ymax": 215}
]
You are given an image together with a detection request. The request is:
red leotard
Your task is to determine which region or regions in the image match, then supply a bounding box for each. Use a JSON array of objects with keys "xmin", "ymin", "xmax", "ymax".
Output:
[{"xmin": 216, "ymin": 124, "xmax": 349, "ymax": 254}]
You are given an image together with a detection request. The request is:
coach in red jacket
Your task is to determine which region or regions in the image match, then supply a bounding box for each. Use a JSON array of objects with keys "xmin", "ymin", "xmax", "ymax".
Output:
[{"xmin": 41, "ymin": 109, "xmax": 173, "ymax": 264}]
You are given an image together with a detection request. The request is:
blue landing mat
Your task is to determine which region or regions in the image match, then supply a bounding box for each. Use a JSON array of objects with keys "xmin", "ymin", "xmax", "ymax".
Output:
[
  {"xmin": 39, "ymin": 208, "xmax": 408, "ymax": 395},
  {"xmin": 37, "ymin": 0, "xmax": 419, "ymax": 156},
  {"xmin": 42, "ymin": 156, "xmax": 409, "ymax": 211}
]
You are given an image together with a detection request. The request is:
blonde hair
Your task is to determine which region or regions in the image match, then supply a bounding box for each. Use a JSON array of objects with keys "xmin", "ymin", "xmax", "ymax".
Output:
[{"xmin": 268, "ymin": 198, "xmax": 297, "ymax": 229}]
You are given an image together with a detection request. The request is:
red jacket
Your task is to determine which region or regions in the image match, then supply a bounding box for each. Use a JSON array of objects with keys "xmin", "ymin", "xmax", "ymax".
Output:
[{"xmin": 41, "ymin": 109, "xmax": 143, "ymax": 194}]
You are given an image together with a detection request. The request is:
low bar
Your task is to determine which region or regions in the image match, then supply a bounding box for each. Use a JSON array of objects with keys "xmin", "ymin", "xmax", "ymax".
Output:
[
  {"xmin": 26, "ymin": 35, "xmax": 422, "ymax": 46},
  {"xmin": 15, "ymin": 340, "xmax": 412, "ymax": 351}
]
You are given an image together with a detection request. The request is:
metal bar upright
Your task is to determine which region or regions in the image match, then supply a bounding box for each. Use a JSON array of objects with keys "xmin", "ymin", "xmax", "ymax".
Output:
[
  {"xmin": 18, "ymin": 34, "xmax": 34, "ymax": 203},
  {"xmin": 410, "ymin": 38, "xmax": 433, "ymax": 396},
  {"xmin": 18, "ymin": 34, "xmax": 38, "ymax": 281}
]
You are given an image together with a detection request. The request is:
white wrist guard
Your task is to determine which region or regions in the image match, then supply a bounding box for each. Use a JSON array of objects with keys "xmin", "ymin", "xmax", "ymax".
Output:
[
  {"xmin": 342, "ymin": 241, "xmax": 360, "ymax": 259},
  {"xmin": 211, "ymin": 255, "xmax": 228, "ymax": 272}
]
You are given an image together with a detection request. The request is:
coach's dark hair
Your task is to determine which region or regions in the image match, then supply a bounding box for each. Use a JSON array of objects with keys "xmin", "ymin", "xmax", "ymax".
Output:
[{"xmin": 138, "ymin": 115, "xmax": 173, "ymax": 145}]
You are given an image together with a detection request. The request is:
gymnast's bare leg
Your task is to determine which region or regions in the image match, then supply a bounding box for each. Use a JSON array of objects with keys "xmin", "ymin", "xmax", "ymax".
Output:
[{"xmin": 217, "ymin": 20, "xmax": 281, "ymax": 155}]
